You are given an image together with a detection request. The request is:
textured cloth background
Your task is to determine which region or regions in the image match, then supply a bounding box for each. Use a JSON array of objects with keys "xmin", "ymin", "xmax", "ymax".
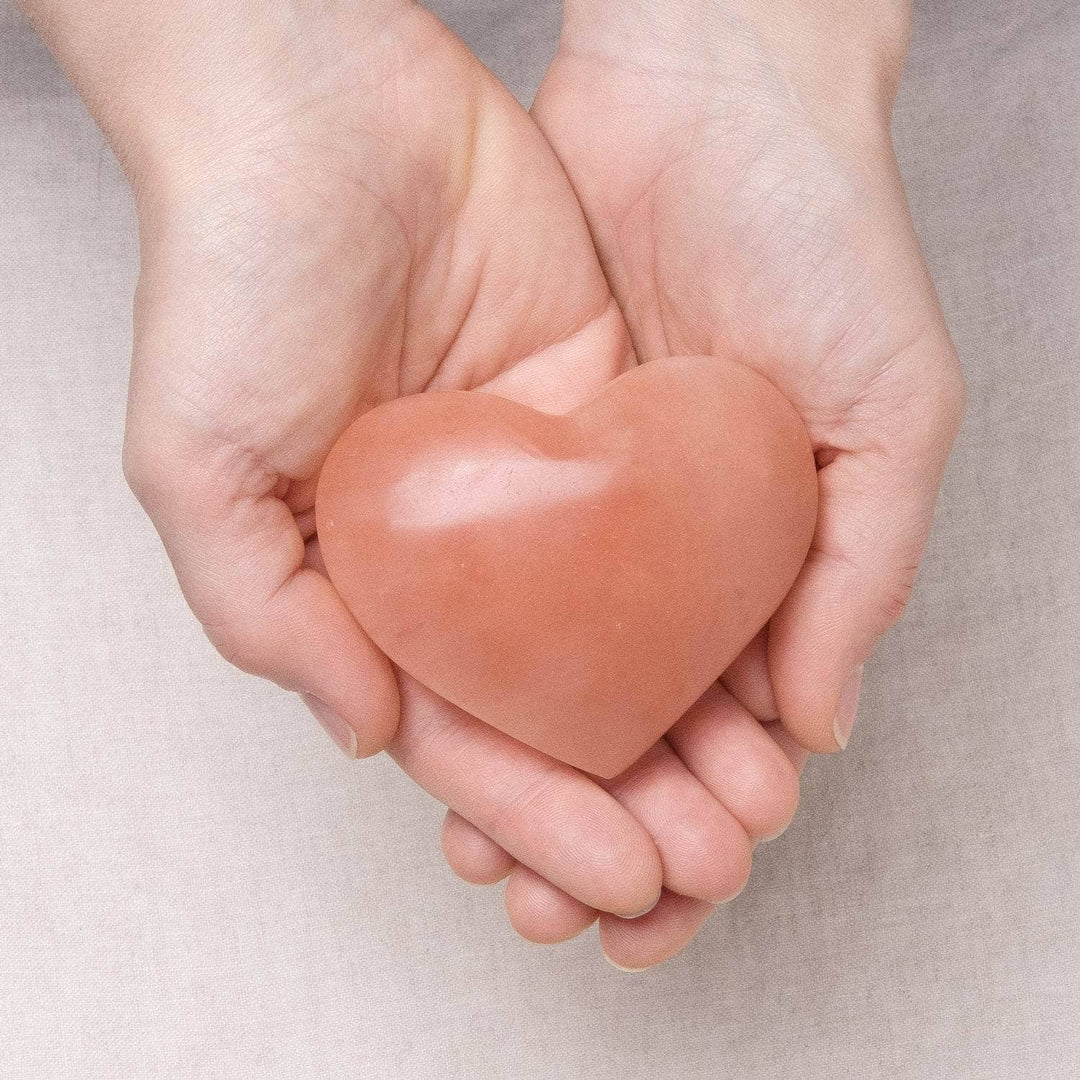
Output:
[{"xmin": 2, "ymin": 1, "xmax": 1079, "ymax": 1076}]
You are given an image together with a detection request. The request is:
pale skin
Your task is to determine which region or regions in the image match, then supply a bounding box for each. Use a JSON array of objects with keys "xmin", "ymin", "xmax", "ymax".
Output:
[
  {"xmin": 443, "ymin": 0, "xmax": 966, "ymax": 963},
  {"xmin": 20, "ymin": 0, "xmax": 963, "ymax": 969}
]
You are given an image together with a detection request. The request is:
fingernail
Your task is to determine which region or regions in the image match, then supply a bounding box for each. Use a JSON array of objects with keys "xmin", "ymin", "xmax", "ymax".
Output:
[
  {"xmin": 718, "ymin": 879, "xmax": 748, "ymax": 905},
  {"xmin": 832, "ymin": 665, "xmax": 864, "ymax": 750},
  {"xmin": 603, "ymin": 952, "xmax": 649, "ymax": 973},
  {"xmin": 300, "ymin": 693, "xmax": 358, "ymax": 759},
  {"xmin": 615, "ymin": 895, "xmax": 661, "ymax": 920}
]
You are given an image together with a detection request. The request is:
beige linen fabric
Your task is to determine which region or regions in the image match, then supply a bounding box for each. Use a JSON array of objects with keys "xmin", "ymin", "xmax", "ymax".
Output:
[{"xmin": 2, "ymin": 0, "xmax": 1078, "ymax": 1076}]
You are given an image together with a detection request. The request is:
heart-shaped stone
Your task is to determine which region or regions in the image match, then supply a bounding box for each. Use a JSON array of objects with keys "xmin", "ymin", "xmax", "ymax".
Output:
[{"xmin": 316, "ymin": 356, "xmax": 817, "ymax": 778}]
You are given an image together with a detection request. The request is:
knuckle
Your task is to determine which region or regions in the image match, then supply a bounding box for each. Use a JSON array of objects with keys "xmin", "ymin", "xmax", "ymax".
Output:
[
  {"xmin": 484, "ymin": 770, "xmax": 565, "ymax": 845},
  {"xmin": 880, "ymin": 565, "xmax": 919, "ymax": 627},
  {"xmin": 202, "ymin": 615, "xmax": 272, "ymax": 680}
]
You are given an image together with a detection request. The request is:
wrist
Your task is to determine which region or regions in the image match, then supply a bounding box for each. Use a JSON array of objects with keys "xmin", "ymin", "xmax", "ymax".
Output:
[
  {"xmin": 21, "ymin": 0, "xmax": 410, "ymax": 189},
  {"xmin": 559, "ymin": 0, "xmax": 911, "ymax": 145}
]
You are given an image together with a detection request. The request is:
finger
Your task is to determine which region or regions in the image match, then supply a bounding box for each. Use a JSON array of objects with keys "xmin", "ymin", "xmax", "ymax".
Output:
[
  {"xmin": 716, "ymin": 639, "xmax": 809, "ymax": 838},
  {"xmin": 667, "ymin": 685, "xmax": 800, "ymax": 843},
  {"xmin": 770, "ymin": 341, "xmax": 964, "ymax": 751},
  {"xmin": 477, "ymin": 296, "xmax": 635, "ymax": 414},
  {"xmin": 441, "ymin": 810, "xmax": 516, "ymax": 885},
  {"xmin": 600, "ymin": 741, "xmax": 753, "ymax": 904},
  {"xmin": 504, "ymin": 865, "xmax": 598, "ymax": 944},
  {"xmin": 598, "ymin": 891, "xmax": 715, "ymax": 971},
  {"xmin": 719, "ymin": 633, "xmax": 811, "ymax": 779},
  {"xmin": 286, "ymin": 475, "xmax": 320, "ymax": 541},
  {"xmin": 123, "ymin": 437, "xmax": 399, "ymax": 757},
  {"xmin": 720, "ymin": 629, "xmax": 778, "ymax": 720},
  {"xmin": 389, "ymin": 675, "xmax": 664, "ymax": 917},
  {"xmin": 762, "ymin": 720, "xmax": 810, "ymax": 776}
]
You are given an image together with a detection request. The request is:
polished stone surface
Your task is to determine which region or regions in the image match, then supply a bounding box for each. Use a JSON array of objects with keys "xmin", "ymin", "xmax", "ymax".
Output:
[{"xmin": 317, "ymin": 356, "xmax": 816, "ymax": 776}]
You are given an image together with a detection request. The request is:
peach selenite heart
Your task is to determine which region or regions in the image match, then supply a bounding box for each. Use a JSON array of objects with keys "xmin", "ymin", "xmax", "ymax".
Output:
[{"xmin": 316, "ymin": 356, "xmax": 817, "ymax": 778}]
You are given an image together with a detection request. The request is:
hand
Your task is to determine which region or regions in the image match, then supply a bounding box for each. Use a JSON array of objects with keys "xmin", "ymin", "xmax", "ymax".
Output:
[
  {"xmin": 26, "ymin": 0, "xmax": 803, "ymax": 962},
  {"xmin": 535, "ymin": 0, "xmax": 965, "ymax": 749},
  {"xmin": 499, "ymin": 0, "xmax": 965, "ymax": 962}
]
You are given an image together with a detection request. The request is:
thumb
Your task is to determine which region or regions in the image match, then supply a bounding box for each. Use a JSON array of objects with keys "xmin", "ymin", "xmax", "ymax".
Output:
[
  {"xmin": 123, "ymin": 417, "xmax": 400, "ymax": 759},
  {"xmin": 767, "ymin": 334, "xmax": 965, "ymax": 752}
]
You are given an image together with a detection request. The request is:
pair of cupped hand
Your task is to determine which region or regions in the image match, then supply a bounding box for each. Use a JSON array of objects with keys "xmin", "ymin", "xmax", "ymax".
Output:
[{"xmin": 109, "ymin": 3, "xmax": 963, "ymax": 968}]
